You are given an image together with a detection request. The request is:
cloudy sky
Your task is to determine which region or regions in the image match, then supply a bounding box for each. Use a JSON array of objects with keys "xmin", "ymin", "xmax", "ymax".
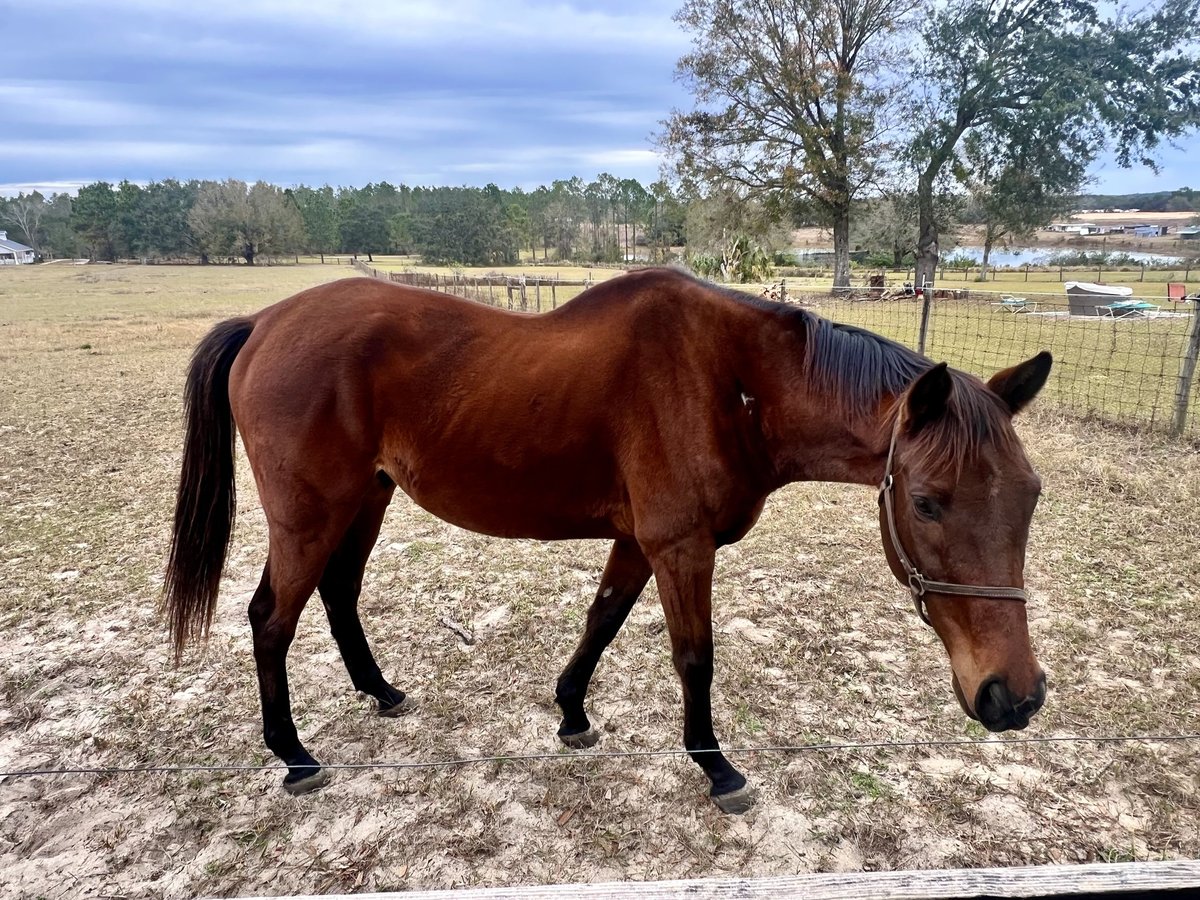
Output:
[{"xmin": 2, "ymin": 0, "xmax": 1193, "ymax": 198}]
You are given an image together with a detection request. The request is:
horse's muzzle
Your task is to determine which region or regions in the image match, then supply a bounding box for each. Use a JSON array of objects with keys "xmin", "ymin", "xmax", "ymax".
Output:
[{"xmin": 975, "ymin": 674, "xmax": 1047, "ymax": 732}]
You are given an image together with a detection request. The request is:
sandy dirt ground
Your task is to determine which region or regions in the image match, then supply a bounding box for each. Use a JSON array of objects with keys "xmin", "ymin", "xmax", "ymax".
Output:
[{"xmin": 1, "ymin": 265, "xmax": 1198, "ymax": 898}]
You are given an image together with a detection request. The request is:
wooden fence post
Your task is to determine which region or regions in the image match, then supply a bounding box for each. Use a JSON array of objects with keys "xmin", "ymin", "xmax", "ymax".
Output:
[
  {"xmin": 536, "ymin": 279, "xmax": 542, "ymax": 312},
  {"xmin": 918, "ymin": 278, "xmax": 933, "ymax": 356},
  {"xmin": 1171, "ymin": 301, "xmax": 1200, "ymax": 437}
]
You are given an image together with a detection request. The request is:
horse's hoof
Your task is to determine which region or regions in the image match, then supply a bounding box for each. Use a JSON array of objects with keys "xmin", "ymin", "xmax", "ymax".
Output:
[
  {"xmin": 558, "ymin": 727, "xmax": 600, "ymax": 750},
  {"xmin": 378, "ymin": 694, "xmax": 416, "ymax": 718},
  {"xmin": 282, "ymin": 767, "xmax": 332, "ymax": 796},
  {"xmin": 711, "ymin": 784, "xmax": 755, "ymax": 814}
]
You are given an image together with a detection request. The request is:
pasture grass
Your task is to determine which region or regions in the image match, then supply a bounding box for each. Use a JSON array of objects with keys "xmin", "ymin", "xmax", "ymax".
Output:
[{"xmin": 0, "ymin": 263, "xmax": 1198, "ymax": 896}]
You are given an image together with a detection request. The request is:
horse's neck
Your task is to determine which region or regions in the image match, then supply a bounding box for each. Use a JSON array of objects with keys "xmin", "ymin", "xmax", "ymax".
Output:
[
  {"xmin": 775, "ymin": 402, "xmax": 891, "ymax": 487},
  {"xmin": 751, "ymin": 333, "xmax": 895, "ymax": 489}
]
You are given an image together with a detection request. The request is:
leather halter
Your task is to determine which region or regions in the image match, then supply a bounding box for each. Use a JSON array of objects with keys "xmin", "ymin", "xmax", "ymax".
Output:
[{"xmin": 878, "ymin": 412, "xmax": 1028, "ymax": 626}]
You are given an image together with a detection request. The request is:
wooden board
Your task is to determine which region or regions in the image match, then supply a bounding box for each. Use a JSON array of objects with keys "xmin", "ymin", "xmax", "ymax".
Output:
[{"xmin": 231, "ymin": 859, "xmax": 1200, "ymax": 900}]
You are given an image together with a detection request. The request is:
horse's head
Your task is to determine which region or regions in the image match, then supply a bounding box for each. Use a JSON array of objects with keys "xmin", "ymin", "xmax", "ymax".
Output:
[{"xmin": 878, "ymin": 352, "xmax": 1052, "ymax": 732}]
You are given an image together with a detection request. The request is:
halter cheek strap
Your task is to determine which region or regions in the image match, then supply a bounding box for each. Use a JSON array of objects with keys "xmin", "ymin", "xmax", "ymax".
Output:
[{"xmin": 878, "ymin": 413, "xmax": 1028, "ymax": 626}]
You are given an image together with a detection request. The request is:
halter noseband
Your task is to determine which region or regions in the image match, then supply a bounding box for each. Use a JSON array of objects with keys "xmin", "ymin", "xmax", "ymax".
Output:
[{"xmin": 878, "ymin": 412, "xmax": 1028, "ymax": 626}]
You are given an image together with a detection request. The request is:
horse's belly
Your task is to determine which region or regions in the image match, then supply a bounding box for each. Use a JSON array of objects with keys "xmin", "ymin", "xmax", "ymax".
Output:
[{"xmin": 384, "ymin": 456, "xmax": 628, "ymax": 542}]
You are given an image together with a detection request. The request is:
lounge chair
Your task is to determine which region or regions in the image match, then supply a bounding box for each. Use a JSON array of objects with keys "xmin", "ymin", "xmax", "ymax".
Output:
[
  {"xmin": 994, "ymin": 295, "xmax": 1038, "ymax": 313},
  {"xmin": 1103, "ymin": 299, "xmax": 1160, "ymax": 318}
]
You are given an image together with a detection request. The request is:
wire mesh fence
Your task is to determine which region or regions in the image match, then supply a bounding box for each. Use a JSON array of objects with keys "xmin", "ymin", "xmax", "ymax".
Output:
[{"xmin": 801, "ymin": 285, "xmax": 1200, "ymax": 439}]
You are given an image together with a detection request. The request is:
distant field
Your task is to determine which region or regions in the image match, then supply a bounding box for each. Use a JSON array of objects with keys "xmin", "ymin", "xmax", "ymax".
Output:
[
  {"xmin": 773, "ymin": 268, "xmax": 1198, "ymax": 301},
  {"xmin": 1069, "ymin": 211, "xmax": 1196, "ymax": 224}
]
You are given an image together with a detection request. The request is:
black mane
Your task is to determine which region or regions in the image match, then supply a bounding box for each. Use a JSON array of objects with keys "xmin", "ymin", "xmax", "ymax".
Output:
[{"xmin": 704, "ymin": 275, "xmax": 1019, "ymax": 470}]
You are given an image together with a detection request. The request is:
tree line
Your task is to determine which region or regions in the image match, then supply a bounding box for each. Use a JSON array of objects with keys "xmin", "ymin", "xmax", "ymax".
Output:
[
  {"xmin": 0, "ymin": 176, "xmax": 688, "ymax": 268},
  {"xmin": 1073, "ymin": 189, "xmax": 1197, "ymax": 214}
]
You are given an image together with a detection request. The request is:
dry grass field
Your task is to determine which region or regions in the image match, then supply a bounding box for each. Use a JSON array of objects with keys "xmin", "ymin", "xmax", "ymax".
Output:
[{"xmin": 1, "ymin": 264, "xmax": 1199, "ymax": 898}]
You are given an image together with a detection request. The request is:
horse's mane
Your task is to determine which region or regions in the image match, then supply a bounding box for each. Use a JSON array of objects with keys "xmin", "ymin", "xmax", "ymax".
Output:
[{"xmin": 702, "ymin": 276, "xmax": 1021, "ymax": 474}]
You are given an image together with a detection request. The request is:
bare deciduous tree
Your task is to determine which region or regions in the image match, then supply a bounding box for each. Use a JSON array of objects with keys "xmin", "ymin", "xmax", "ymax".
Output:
[{"xmin": 662, "ymin": 0, "xmax": 916, "ymax": 288}]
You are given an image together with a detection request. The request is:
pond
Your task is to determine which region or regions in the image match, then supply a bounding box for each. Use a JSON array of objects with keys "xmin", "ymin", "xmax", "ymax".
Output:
[{"xmin": 942, "ymin": 246, "xmax": 1186, "ymax": 266}]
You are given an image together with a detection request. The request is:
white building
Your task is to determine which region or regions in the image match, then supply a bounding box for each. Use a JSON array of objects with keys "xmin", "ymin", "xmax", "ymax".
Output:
[{"xmin": 0, "ymin": 231, "xmax": 35, "ymax": 265}]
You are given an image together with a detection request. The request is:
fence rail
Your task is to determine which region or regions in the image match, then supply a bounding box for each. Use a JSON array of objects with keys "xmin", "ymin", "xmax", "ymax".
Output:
[
  {"xmin": 230, "ymin": 860, "xmax": 1200, "ymax": 900},
  {"xmin": 354, "ymin": 262, "xmax": 1200, "ymax": 439}
]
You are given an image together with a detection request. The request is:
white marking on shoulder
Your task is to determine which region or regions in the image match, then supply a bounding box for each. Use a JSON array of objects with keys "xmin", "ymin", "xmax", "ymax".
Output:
[{"xmin": 602, "ymin": 587, "xmax": 613, "ymax": 598}]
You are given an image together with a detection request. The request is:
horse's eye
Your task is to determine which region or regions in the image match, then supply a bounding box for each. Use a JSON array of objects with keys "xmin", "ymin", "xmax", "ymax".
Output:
[{"xmin": 912, "ymin": 495, "xmax": 941, "ymax": 521}]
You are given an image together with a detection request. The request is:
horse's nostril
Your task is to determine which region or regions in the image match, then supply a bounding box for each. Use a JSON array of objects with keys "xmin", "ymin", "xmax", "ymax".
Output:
[
  {"xmin": 1019, "ymin": 675, "xmax": 1047, "ymax": 716},
  {"xmin": 988, "ymin": 680, "xmax": 1012, "ymax": 714},
  {"xmin": 976, "ymin": 677, "xmax": 1009, "ymax": 730}
]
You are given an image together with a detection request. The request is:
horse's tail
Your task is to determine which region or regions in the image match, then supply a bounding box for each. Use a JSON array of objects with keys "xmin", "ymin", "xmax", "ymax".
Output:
[{"xmin": 163, "ymin": 317, "xmax": 255, "ymax": 661}]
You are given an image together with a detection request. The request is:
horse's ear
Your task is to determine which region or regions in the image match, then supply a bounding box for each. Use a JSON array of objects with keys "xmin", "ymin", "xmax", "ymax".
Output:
[
  {"xmin": 906, "ymin": 363, "xmax": 952, "ymax": 433},
  {"xmin": 988, "ymin": 351, "xmax": 1053, "ymax": 416}
]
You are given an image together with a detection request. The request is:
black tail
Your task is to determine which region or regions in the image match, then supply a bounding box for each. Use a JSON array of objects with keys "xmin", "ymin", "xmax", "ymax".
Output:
[{"xmin": 163, "ymin": 317, "xmax": 255, "ymax": 661}]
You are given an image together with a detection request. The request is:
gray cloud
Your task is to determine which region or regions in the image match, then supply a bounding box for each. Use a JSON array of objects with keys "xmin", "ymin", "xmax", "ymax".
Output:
[{"xmin": 2, "ymin": 0, "xmax": 1191, "ymax": 196}]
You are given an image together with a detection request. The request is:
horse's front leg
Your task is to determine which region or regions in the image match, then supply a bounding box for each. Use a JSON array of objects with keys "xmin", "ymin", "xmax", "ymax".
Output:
[
  {"xmin": 646, "ymin": 538, "xmax": 753, "ymax": 814},
  {"xmin": 555, "ymin": 538, "xmax": 653, "ymax": 747}
]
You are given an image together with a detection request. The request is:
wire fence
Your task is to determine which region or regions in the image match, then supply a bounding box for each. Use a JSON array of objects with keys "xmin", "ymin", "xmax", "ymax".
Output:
[
  {"xmin": 4, "ymin": 732, "xmax": 1199, "ymax": 782},
  {"xmin": 801, "ymin": 284, "xmax": 1200, "ymax": 439},
  {"xmin": 353, "ymin": 261, "xmax": 593, "ymax": 311}
]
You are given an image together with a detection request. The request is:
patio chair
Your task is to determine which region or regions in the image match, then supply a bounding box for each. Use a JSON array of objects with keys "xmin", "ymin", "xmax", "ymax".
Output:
[
  {"xmin": 1103, "ymin": 299, "xmax": 1160, "ymax": 318},
  {"xmin": 995, "ymin": 295, "xmax": 1038, "ymax": 313}
]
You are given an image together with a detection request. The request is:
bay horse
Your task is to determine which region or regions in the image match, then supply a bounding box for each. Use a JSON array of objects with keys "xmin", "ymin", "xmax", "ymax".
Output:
[{"xmin": 165, "ymin": 268, "xmax": 1051, "ymax": 813}]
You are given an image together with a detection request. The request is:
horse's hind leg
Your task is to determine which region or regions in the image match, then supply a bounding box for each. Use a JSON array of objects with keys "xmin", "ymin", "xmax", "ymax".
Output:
[
  {"xmin": 318, "ymin": 476, "xmax": 410, "ymax": 716},
  {"xmin": 555, "ymin": 538, "xmax": 652, "ymax": 748},
  {"xmin": 248, "ymin": 527, "xmax": 345, "ymax": 795}
]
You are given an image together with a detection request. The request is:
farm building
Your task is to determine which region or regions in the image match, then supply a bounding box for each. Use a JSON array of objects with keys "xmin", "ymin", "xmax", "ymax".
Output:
[
  {"xmin": 1132, "ymin": 224, "xmax": 1168, "ymax": 237},
  {"xmin": 1180, "ymin": 226, "xmax": 1200, "ymax": 240},
  {"xmin": 0, "ymin": 230, "xmax": 35, "ymax": 264},
  {"xmin": 1057, "ymin": 223, "xmax": 1102, "ymax": 235}
]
